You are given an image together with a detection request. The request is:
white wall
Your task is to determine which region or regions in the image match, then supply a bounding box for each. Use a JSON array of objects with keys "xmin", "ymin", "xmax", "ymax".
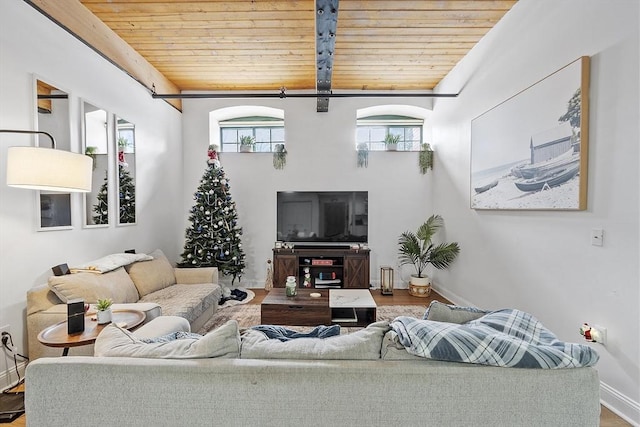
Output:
[
  {"xmin": 431, "ymin": 0, "xmax": 639, "ymax": 423},
  {"xmin": 181, "ymin": 96, "xmax": 437, "ymax": 288},
  {"xmin": 0, "ymin": 1, "xmax": 184, "ymax": 384}
]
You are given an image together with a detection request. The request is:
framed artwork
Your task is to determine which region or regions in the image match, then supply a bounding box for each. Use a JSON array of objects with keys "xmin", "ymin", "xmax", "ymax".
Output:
[{"xmin": 471, "ymin": 56, "xmax": 590, "ymax": 210}]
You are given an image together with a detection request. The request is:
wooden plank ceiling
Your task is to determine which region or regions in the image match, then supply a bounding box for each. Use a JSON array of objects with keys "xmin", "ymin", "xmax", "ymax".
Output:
[{"xmin": 75, "ymin": 0, "xmax": 517, "ymax": 94}]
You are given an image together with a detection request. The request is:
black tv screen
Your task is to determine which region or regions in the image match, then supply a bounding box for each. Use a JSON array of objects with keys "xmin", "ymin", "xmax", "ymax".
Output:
[{"xmin": 276, "ymin": 191, "xmax": 368, "ymax": 245}]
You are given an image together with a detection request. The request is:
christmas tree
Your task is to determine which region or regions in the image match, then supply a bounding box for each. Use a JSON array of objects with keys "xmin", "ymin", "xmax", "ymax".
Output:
[
  {"xmin": 118, "ymin": 149, "xmax": 136, "ymax": 224},
  {"xmin": 92, "ymin": 170, "xmax": 109, "ymax": 224},
  {"xmin": 178, "ymin": 145, "xmax": 246, "ymax": 284}
]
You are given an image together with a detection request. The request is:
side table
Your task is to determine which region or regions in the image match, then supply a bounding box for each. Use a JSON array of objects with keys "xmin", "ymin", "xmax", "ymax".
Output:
[{"xmin": 37, "ymin": 309, "xmax": 146, "ymax": 356}]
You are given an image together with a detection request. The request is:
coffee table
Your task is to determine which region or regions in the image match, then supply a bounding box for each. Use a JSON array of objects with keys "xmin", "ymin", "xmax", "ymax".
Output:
[
  {"xmin": 329, "ymin": 289, "xmax": 377, "ymax": 327},
  {"xmin": 261, "ymin": 288, "xmax": 377, "ymax": 327},
  {"xmin": 37, "ymin": 309, "xmax": 146, "ymax": 356}
]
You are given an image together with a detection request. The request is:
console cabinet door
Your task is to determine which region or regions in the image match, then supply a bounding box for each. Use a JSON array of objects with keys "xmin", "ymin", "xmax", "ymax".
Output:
[
  {"xmin": 273, "ymin": 254, "xmax": 297, "ymax": 287},
  {"xmin": 344, "ymin": 254, "xmax": 369, "ymax": 289}
]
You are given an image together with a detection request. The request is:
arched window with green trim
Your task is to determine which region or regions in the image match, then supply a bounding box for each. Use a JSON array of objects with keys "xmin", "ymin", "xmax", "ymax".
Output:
[
  {"xmin": 356, "ymin": 114, "xmax": 423, "ymax": 151},
  {"xmin": 220, "ymin": 116, "xmax": 285, "ymax": 152}
]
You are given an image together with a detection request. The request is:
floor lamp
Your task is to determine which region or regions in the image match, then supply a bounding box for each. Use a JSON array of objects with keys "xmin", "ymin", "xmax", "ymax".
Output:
[
  {"xmin": 0, "ymin": 129, "xmax": 92, "ymax": 421},
  {"xmin": 1, "ymin": 129, "xmax": 93, "ymax": 192}
]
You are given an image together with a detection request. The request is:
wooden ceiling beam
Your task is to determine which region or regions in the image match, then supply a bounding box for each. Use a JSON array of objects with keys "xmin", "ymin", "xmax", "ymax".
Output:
[{"xmin": 26, "ymin": 0, "xmax": 182, "ymax": 111}]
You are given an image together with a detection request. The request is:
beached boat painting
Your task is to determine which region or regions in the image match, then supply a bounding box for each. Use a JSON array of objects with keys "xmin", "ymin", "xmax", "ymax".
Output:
[{"xmin": 471, "ymin": 57, "xmax": 590, "ymax": 210}]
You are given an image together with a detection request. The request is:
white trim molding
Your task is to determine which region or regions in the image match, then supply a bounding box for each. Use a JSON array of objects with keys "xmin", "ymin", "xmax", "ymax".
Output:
[{"xmin": 600, "ymin": 381, "xmax": 640, "ymax": 426}]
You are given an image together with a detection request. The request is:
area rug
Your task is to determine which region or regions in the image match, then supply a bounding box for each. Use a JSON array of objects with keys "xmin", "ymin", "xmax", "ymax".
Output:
[{"xmin": 198, "ymin": 304, "xmax": 428, "ymax": 334}]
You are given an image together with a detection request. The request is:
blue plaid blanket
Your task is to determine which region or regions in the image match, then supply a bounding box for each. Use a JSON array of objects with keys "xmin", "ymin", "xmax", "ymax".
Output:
[{"xmin": 390, "ymin": 309, "xmax": 599, "ymax": 368}]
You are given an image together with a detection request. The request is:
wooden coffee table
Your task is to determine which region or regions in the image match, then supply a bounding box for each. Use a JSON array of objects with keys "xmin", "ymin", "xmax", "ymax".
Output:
[
  {"xmin": 261, "ymin": 288, "xmax": 331, "ymax": 326},
  {"xmin": 261, "ymin": 288, "xmax": 377, "ymax": 327},
  {"xmin": 37, "ymin": 309, "xmax": 146, "ymax": 356}
]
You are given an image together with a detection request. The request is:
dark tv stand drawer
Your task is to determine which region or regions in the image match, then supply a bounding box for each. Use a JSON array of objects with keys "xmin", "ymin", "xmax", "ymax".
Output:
[{"xmin": 272, "ymin": 247, "xmax": 370, "ymax": 290}]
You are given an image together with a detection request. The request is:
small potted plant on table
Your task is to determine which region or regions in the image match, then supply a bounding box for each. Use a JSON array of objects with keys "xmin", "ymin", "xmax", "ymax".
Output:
[
  {"xmin": 398, "ymin": 214, "xmax": 460, "ymax": 297},
  {"xmin": 95, "ymin": 298, "xmax": 113, "ymax": 324}
]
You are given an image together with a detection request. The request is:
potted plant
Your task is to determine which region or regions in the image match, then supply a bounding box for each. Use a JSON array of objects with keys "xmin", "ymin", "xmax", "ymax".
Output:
[
  {"xmin": 239, "ymin": 135, "xmax": 255, "ymax": 152},
  {"xmin": 95, "ymin": 298, "xmax": 113, "ymax": 324},
  {"xmin": 384, "ymin": 133, "xmax": 401, "ymax": 151},
  {"xmin": 85, "ymin": 146, "xmax": 98, "ymax": 170},
  {"xmin": 398, "ymin": 214, "xmax": 460, "ymax": 297}
]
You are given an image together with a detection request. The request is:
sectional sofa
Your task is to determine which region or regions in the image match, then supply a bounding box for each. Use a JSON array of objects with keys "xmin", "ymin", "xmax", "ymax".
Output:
[
  {"xmin": 24, "ymin": 309, "xmax": 601, "ymax": 426},
  {"xmin": 26, "ymin": 249, "xmax": 221, "ymax": 359}
]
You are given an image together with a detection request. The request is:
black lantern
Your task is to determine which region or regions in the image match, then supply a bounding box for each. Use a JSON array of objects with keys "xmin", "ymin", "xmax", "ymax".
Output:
[{"xmin": 380, "ymin": 266, "xmax": 394, "ymax": 295}]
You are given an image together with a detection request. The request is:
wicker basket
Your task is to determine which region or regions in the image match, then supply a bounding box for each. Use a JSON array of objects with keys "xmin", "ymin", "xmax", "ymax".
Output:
[{"xmin": 408, "ymin": 283, "xmax": 432, "ymax": 298}]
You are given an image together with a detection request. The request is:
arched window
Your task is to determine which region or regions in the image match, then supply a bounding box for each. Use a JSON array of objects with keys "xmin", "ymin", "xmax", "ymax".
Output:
[
  {"xmin": 210, "ymin": 106, "xmax": 284, "ymax": 152},
  {"xmin": 356, "ymin": 105, "xmax": 430, "ymax": 151}
]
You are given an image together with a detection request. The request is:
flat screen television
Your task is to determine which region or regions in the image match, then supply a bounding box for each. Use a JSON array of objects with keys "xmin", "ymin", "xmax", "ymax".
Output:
[{"xmin": 276, "ymin": 191, "xmax": 368, "ymax": 245}]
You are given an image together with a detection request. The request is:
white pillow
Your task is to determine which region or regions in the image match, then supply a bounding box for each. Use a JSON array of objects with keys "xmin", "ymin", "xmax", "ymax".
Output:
[
  {"xmin": 70, "ymin": 252, "xmax": 153, "ymax": 274},
  {"xmin": 94, "ymin": 320, "xmax": 240, "ymax": 359},
  {"xmin": 240, "ymin": 321, "xmax": 389, "ymax": 360}
]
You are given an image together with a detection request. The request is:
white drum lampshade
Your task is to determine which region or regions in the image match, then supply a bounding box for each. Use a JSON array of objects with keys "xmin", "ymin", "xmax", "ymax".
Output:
[{"xmin": 6, "ymin": 146, "xmax": 92, "ymax": 193}]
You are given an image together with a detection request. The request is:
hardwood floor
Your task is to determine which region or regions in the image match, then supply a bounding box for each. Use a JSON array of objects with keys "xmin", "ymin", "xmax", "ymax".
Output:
[{"xmin": 6, "ymin": 289, "xmax": 631, "ymax": 426}]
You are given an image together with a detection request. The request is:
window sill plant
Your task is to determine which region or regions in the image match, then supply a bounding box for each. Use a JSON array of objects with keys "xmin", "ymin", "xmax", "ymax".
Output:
[
  {"xmin": 384, "ymin": 134, "xmax": 401, "ymax": 151},
  {"xmin": 239, "ymin": 135, "xmax": 255, "ymax": 152}
]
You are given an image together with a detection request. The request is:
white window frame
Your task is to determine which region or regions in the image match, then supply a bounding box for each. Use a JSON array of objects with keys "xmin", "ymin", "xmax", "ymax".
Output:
[{"xmin": 356, "ymin": 115, "xmax": 424, "ymax": 152}]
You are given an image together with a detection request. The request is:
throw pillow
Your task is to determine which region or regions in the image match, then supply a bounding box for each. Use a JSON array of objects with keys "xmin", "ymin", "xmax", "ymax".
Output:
[
  {"xmin": 48, "ymin": 267, "xmax": 139, "ymax": 304},
  {"xmin": 423, "ymin": 301, "xmax": 489, "ymax": 324},
  {"xmin": 240, "ymin": 321, "xmax": 390, "ymax": 360},
  {"xmin": 94, "ymin": 320, "xmax": 240, "ymax": 359},
  {"xmin": 126, "ymin": 249, "xmax": 176, "ymax": 297}
]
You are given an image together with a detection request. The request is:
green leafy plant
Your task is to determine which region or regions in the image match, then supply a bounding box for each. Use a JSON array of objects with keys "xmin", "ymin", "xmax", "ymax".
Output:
[
  {"xmin": 398, "ymin": 214, "xmax": 460, "ymax": 278},
  {"xmin": 384, "ymin": 134, "xmax": 401, "ymax": 145},
  {"xmin": 85, "ymin": 146, "xmax": 98, "ymax": 170},
  {"xmin": 419, "ymin": 143, "xmax": 434, "ymax": 174},
  {"xmin": 117, "ymin": 136, "xmax": 128, "ymax": 150},
  {"xmin": 95, "ymin": 298, "xmax": 113, "ymax": 311},
  {"xmin": 273, "ymin": 143, "xmax": 287, "ymax": 170},
  {"xmin": 239, "ymin": 136, "xmax": 255, "ymax": 146},
  {"xmin": 357, "ymin": 143, "xmax": 369, "ymax": 168}
]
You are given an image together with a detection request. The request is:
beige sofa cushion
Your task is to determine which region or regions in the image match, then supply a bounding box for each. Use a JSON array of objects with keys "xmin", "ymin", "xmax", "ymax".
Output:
[
  {"xmin": 94, "ymin": 320, "xmax": 240, "ymax": 359},
  {"xmin": 138, "ymin": 283, "xmax": 220, "ymax": 325},
  {"xmin": 126, "ymin": 249, "xmax": 176, "ymax": 297},
  {"xmin": 240, "ymin": 321, "xmax": 389, "ymax": 360},
  {"xmin": 47, "ymin": 267, "xmax": 139, "ymax": 304}
]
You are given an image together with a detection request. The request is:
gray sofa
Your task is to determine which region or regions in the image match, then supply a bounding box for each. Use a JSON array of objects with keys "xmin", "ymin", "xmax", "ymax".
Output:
[
  {"xmin": 26, "ymin": 249, "xmax": 221, "ymax": 360},
  {"xmin": 24, "ymin": 315, "xmax": 601, "ymax": 426}
]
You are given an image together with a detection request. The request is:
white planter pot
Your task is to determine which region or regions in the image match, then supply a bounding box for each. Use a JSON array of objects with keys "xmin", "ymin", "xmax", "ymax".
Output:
[
  {"xmin": 240, "ymin": 145, "xmax": 253, "ymax": 153},
  {"xmin": 96, "ymin": 308, "xmax": 112, "ymax": 325},
  {"xmin": 408, "ymin": 275, "xmax": 432, "ymax": 298},
  {"xmin": 385, "ymin": 143, "xmax": 398, "ymax": 151}
]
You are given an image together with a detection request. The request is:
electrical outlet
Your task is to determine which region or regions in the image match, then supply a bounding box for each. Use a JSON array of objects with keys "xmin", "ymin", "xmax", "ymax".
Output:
[
  {"xmin": 593, "ymin": 325, "xmax": 607, "ymax": 345},
  {"xmin": 0, "ymin": 324, "xmax": 11, "ymax": 350},
  {"xmin": 0, "ymin": 324, "xmax": 10, "ymax": 339}
]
